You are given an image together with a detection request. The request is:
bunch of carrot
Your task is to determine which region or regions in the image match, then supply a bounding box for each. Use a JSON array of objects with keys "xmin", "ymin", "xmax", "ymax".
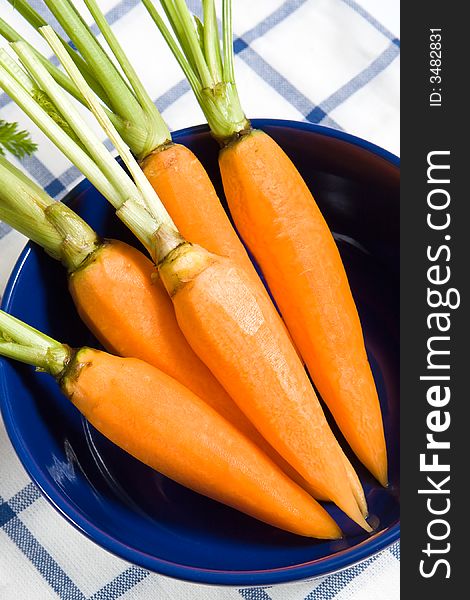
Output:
[{"xmin": 0, "ymin": 0, "xmax": 388, "ymax": 539}]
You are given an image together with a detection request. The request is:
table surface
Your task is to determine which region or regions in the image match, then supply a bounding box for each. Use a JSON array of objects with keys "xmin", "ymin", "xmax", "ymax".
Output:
[{"xmin": 0, "ymin": 1, "xmax": 399, "ymax": 598}]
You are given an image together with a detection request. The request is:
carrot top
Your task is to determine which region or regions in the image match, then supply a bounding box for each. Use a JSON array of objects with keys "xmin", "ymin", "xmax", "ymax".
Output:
[
  {"xmin": 2, "ymin": 0, "xmax": 171, "ymax": 159},
  {"xmin": 0, "ymin": 29, "xmax": 183, "ymax": 265},
  {"xmin": 143, "ymin": 0, "xmax": 250, "ymax": 144},
  {"xmin": 0, "ymin": 156, "xmax": 100, "ymax": 272},
  {"xmin": 0, "ymin": 23, "xmax": 210, "ymax": 275},
  {"xmin": 0, "ymin": 118, "xmax": 98, "ymax": 271},
  {"xmin": 0, "ymin": 309, "xmax": 71, "ymax": 377}
]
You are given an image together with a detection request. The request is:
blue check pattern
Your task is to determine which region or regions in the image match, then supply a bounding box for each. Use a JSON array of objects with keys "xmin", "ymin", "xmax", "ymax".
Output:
[{"xmin": 0, "ymin": 1, "xmax": 399, "ymax": 598}]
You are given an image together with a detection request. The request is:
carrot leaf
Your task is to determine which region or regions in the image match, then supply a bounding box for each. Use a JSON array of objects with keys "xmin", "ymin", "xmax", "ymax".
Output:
[{"xmin": 0, "ymin": 119, "xmax": 37, "ymax": 158}]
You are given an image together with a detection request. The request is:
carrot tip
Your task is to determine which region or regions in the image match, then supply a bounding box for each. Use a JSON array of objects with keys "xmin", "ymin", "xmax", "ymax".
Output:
[
  {"xmin": 363, "ymin": 521, "xmax": 374, "ymax": 534},
  {"xmin": 376, "ymin": 472, "xmax": 389, "ymax": 488},
  {"xmin": 347, "ymin": 504, "xmax": 374, "ymax": 533}
]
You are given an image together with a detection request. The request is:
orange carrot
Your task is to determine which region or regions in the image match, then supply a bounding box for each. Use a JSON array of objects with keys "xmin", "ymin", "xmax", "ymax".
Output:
[
  {"xmin": 145, "ymin": 0, "xmax": 387, "ymax": 486},
  {"xmin": 219, "ymin": 131, "xmax": 387, "ymax": 486},
  {"xmin": 0, "ymin": 311, "xmax": 341, "ymax": 539},
  {"xmin": 159, "ymin": 242, "xmax": 371, "ymax": 531}
]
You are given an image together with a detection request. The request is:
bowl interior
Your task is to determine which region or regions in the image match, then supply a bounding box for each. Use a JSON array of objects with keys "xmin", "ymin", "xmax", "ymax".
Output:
[{"xmin": 0, "ymin": 121, "xmax": 399, "ymax": 585}]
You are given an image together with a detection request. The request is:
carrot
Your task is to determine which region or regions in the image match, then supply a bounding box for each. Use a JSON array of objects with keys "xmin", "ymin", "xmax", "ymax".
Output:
[
  {"xmin": 145, "ymin": 0, "xmax": 387, "ymax": 486},
  {"xmin": 158, "ymin": 242, "xmax": 370, "ymax": 530},
  {"xmin": 0, "ymin": 310, "xmax": 341, "ymax": 539},
  {"xmin": 219, "ymin": 131, "xmax": 388, "ymax": 486},
  {"xmin": 2, "ymin": 32, "xmax": 369, "ymax": 529}
]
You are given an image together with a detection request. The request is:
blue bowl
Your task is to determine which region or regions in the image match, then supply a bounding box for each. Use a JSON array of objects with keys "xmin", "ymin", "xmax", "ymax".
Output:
[{"xmin": 0, "ymin": 120, "xmax": 399, "ymax": 586}]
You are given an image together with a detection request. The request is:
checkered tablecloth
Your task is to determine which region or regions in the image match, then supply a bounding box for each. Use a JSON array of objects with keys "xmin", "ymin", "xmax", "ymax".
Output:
[{"xmin": 0, "ymin": 1, "xmax": 400, "ymax": 598}]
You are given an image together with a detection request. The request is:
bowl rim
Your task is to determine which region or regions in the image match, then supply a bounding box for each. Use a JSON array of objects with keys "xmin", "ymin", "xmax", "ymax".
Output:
[{"xmin": 0, "ymin": 119, "xmax": 400, "ymax": 586}]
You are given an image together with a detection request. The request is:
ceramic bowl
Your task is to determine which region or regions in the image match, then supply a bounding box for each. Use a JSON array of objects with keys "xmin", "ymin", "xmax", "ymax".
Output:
[{"xmin": 0, "ymin": 120, "xmax": 399, "ymax": 586}]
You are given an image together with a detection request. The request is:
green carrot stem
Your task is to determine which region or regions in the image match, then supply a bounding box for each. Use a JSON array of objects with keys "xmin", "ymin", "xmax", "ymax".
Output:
[
  {"xmin": 42, "ymin": 0, "xmax": 133, "ymax": 115},
  {"xmin": 0, "ymin": 50, "xmax": 67, "ymax": 147},
  {"xmin": 0, "ymin": 310, "xmax": 70, "ymax": 376},
  {"xmin": 141, "ymin": 0, "xmax": 202, "ymax": 97},
  {"xmin": 12, "ymin": 40, "xmax": 140, "ymax": 208},
  {"xmin": 0, "ymin": 156, "xmax": 99, "ymax": 271},
  {"xmin": 0, "ymin": 158, "xmax": 62, "ymax": 261},
  {"xmin": 222, "ymin": 0, "xmax": 235, "ymax": 83},
  {"xmin": 0, "ymin": 342, "xmax": 70, "ymax": 376},
  {"xmin": 172, "ymin": 0, "xmax": 214, "ymax": 88},
  {"xmin": 0, "ymin": 201, "xmax": 62, "ymax": 263},
  {"xmin": 1, "ymin": 24, "xmax": 179, "ymax": 265},
  {"xmin": 45, "ymin": 0, "xmax": 160, "ymax": 158},
  {"xmin": 0, "ymin": 48, "xmax": 84, "ymax": 149},
  {"xmin": 0, "ymin": 45, "xmax": 136, "ymax": 216},
  {"xmin": 0, "ymin": 155, "xmax": 47, "ymax": 201},
  {"xmin": 40, "ymin": 26, "xmax": 176, "ymax": 243},
  {"xmin": 82, "ymin": 0, "xmax": 170, "ymax": 157},
  {"xmin": 0, "ymin": 19, "xmax": 85, "ymax": 105},
  {"xmin": 0, "ymin": 17, "xmax": 145, "ymax": 147},
  {"xmin": 3, "ymin": 1, "xmax": 110, "ymax": 106},
  {"xmin": 159, "ymin": 0, "xmax": 198, "ymax": 75},
  {"xmin": 144, "ymin": 0, "xmax": 249, "ymax": 144},
  {"xmin": 0, "ymin": 48, "xmax": 35, "ymax": 95},
  {"xmin": 5, "ymin": 0, "xmax": 46, "ymax": 31},
  {"xmin": 0, "ymin": 58, "xmax": 116, "ymax": 202},
  {"xmin": 0, "ymin": 310, "xmax": 58, "ymax": 349},
  {"xmin": 203, "ymin": 0, "xmax": 223, "ymax": 83},
  {"xmin": 4, "ymin": 0, "xmax": 170, "ymax": 158},
  {"xmin": 194, "ymin": 15, "xmax": 204, "ymax": 55},
  {"xmin": 44, "ymin": 203, "xmax": 100, "ymax": 272}
]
